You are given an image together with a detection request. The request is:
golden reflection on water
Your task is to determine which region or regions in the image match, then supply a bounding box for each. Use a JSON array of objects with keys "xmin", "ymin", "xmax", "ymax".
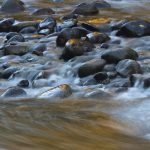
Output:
[{"xmin": 0, "ymin": 99, "xmax": 150, "ymax": 150}]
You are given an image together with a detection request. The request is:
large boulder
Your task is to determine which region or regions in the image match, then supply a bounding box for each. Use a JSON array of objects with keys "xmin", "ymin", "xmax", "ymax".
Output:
[
  {"xmin": 1, "ymin": 0, "xmax": 25, "ymax": 13},
  {"xmin": 116, "ymin": 20, "xmax": 150, "ymax": 37},
  {"xmin": 101, "ymin": 47, "xmax": 138, "ymax": 63}
]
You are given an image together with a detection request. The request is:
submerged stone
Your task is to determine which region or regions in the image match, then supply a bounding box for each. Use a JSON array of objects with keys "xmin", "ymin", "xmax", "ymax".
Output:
[
  {"xmin": 38, "ymin": 84, "xmax": 72, "ymax": 99},
  {"xmin": 1, "ymin": 87, "xmax": 27, "ymax": 98}
]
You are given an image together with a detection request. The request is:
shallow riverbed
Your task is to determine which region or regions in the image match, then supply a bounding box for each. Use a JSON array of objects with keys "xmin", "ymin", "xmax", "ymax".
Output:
[{"xmin": 0, "ymin": 0, "xmax": 150, "ymax": 149}]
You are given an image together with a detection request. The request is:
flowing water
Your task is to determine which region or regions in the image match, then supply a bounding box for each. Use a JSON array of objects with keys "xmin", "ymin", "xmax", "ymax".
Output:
[{"xmin": 0, "ymin": 0, "xmax": 150, "ymax": 149}]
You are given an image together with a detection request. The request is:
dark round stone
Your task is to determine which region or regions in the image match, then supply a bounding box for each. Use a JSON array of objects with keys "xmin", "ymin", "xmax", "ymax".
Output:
[{"xmin": 17, "ymin": 80, "xmax": 29, "ymax": 87}]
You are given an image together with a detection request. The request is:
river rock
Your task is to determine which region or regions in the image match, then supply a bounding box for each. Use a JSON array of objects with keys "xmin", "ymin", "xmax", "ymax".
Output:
[
  {"xmin": 7, "ymin": 35, "xmax": 25, "ymax": 43},
  {"xmin": 94, "ymin": 72, "xmax": 109, "ymax": 83},
  {"xmin": 57, "ymin": 19, "xmax": 77, "ymax": 31},
  {"xmin": 111, "ymin": 19, "xmax": 128, "ymax": 30},
  {"xmin": 103, "ymin": 64, "xmax": 116, "ymax": 72},
  {"xmin": 1, "ymin": 87, "xmax": 27, "ymax": 98},
  {"xmin": 20, "ymin": 26, "xmax": 37, "ymax": 34},
  {"xmin": 106, "ymin": 78, "xmax": 131, "ymax": 88},
  {"xmin": 38, "ymin": 84, "xmax": 72, "ymax": 99},
  {"xmin": 12, "ymin": 21, "xmax": 39, "ymax": 32},
  {"xmin": 2, "ymin": 66, "xmax": 18, "ymax": 79},
  {"xmin": 4, "ymin": 43, "xmax": 29, "ymax": 55},
  {"xmin": 84, "ymin": 89, "xmax": 111, "ymax": 99},
  {"xmin": 0, "ymin": 18, "xmax": 15, "ymax": 32},
  {"xmin": 6, "ymin": 32, "xmax": 19, "ymax": 40},
  {"xmin": 78, "ymin": 59, "xmax": 106, "ymax": 78},
  {"xmin": 92, "ymin": 0, "xmax": 111, "ymax": 9},
  {"xmin": 29, "ymin": 43, "xmax": 46, "ymax": 53},
  {"xmin": 1, "ymin": 0, "xmax": 25, "ymax": 13},
  {"xmin": 116, "ymin": 59, "xmax": 142, "ymax": 77},
  {"xmin": 116, "ymin": 20, "xmax": 150, "ymax": 37},
  {"xmin": 17, "ymin": 80, "xmax": 29, "ymax": 87},
  {"xmin": 38, "ymin": 17, "xmax": 56, "ymax": 32},
  {"xmin": 56, "ymin": 27, "xmax": 88, "ymax": 47},
  {"xmin": 86, "ymin": 32, "xmax": 110, "ymax": 44},
  {"xmin": 130, "ymin": 74, "xmax": 150, "ymax": 88},
  {"xmin": 32, "ymin": 8, "xmax": 55, "ymax": 16},
  {"xmin": 81, "ymin": 23, "xmax": 99, "ymax": 32},
  {"xmin": 60, "ymin": 39, "xmax": 94, "ymax": 60},
  {"xmin": 72, "ymin": 2, "xmax": 99, "ymax": 16},
  {"xmin": 101, "ymin": 47, "xmax": 138, "ymax": 63}
]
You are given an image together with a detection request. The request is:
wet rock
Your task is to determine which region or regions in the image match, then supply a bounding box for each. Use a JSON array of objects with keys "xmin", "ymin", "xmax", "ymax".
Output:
[
  {"xmin": 2, "ymin": 66, "xmax": 18, "ymax": 79},
  {"xmin": 38, "ymin": 17, "xmax": 56, "ymax": 33},
  {"xmin": 12, "ymin": 68, "xmax": 40, "ymax": 81},
  {"xmin": 111, "ymin": 19, "xmax": 128, "ymax": 30},
  {"xmin": 92, "ymin": 0, "xmax": 111, "ymax": 9},
  {"xmin": 94, "ymin": 72, "xmax": 109, "ymax": 83},
  {"xmin": 101, "ymin": 47, "xmax": 138, "ymax": 63},
  {"xmin": 116, "ymin": 59, "xmax": 142, "ymax": 77},
  {"xmin": 4, "ymin": 43, "xmax": 29, "ymax": 56},
  {"xmin": 32, "ymin": 79, "xmax": 50, "ymax": 88},
  {"xmin": 20, "ymin": 26, "xmax": 37, "ymax": 34},
  {"xmin": 0, "ymin": 18, "xmax": 15, "ymax": 32},
  {"xmin": 57, "ymin": 19, "xmax": 77, "ymax": 31},
  {"xmin": 1, "ymin": 87, "xmax": 27, "ymax": 98},
  {"xmin": 84, "ymin": 89, "xmax": 111, "ymax": 99},
  {"xmin": 106, "ymin": 78, "xmax": 131, "ymax": 88},
  {"xmin": 107, "ymin": 71, "xmax": 117, "ymax": 79},
  {"xmin": 62, "ymin": 13, "xmax": 78, "ymax": 21},
  {"xmin": 17, "ymin": 80, "xmax": 29, "ymax": 87},
  {"xmin": 38, "ymin": 29, "xmax": 50, "ymax": 35},
  {"xmin": 38, "ymin": 84, "xmax": 72, "ymax": 99},
  {"xmin": 60, "ymin": 39, "xmax": 94, "ymax": 60},
  {"xmin": 100, "ymin": 43, "xmax": 109, "ymax": 49},
  {"xmin": 98, "ymin": 24, "xmax": 112, "ymax": 33},
  {"xmin": 103, "ymin": 64, "xmax": 116, "ymax": 72},
  {"xmin": 86, "ymin": 32, "xmax": 110, "ymax": 44},
  {"xmin": 81, "ymin": 23, "xmax": 99, "ymax": 32},
  {"xmin": 1, "ymin": 0, "xmax": 25, "ymax": 13},
  {"xmin": 29, "ymin": 43, "xmax": 46, "ymax": 53},
  {"xmin": 32, "ymin": 8, "xmax": 55, "ymax": 16},
  {"xmin": 116, "ymin": 20, "xmax": 150, "ymax": 37},
  {"xmin": 130, "ymin": 74, "xmax": 150, "ymax": 88},
  {"xmin": 56, "ymin": 27, "xmax": 88, "ymax": 47},
  {"xmin": 78, "ymin": 59, "xmax": 106, "ymax": 78},
  {"xmin": 6, "ymin": 32, "xmax": 19, "ymax": 40},
  {"xmin": 12, "ymin": 21, "xmax": 39, "ymax": 32},
  {"xmin": 72, "ymin": 2, "xmax": 99, "ymax": 16},
  {"xmin": 7, "ymin": 35, "xmax": 25, "ymax": 43}
]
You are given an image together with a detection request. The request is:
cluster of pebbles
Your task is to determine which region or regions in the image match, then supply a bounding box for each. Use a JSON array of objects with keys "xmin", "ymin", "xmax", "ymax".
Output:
[{"xmin": 0, "ymin": 0, "xmax": 150, "ymax": 99}]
